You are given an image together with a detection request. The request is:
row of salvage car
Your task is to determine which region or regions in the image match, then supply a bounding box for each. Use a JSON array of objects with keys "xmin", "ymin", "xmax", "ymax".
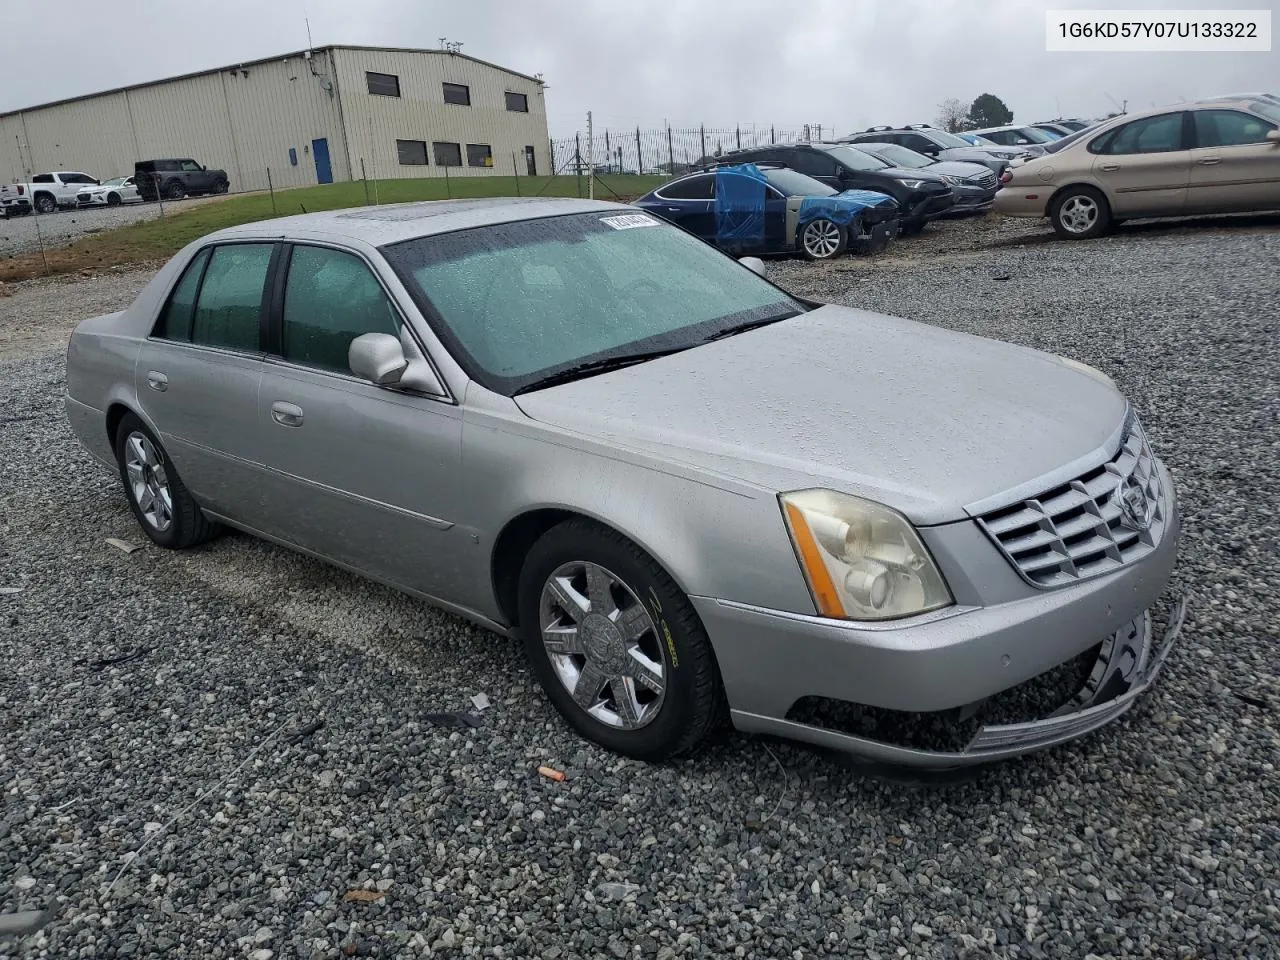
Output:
[{"xmin": 632, "ymin": 131, "xmax": 1020, "ymax": 260}]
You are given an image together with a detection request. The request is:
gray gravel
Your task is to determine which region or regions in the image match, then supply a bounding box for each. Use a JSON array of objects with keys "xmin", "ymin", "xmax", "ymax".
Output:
[
  {"xmin": 0, "ymin": 194, "xmax": 232, "ymax": 260},
  {"xmin": 2, "ymin": 216, "xmax": 1279, "ymax": 959}
]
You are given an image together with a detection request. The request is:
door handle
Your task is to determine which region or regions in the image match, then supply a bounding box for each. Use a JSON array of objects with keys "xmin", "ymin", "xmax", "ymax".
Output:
[
  {"xmin": 146, "ymin": 371, "xmax": 168, "ymax": 392},
  {"xmin": 1099, "ymin": 163, "xmax": 1120, "ymax": 171},
  {"xmin": 1196, "ymin": 157, "xmax": 1221, "ymax": 165},
  {"xmin": 271, "ymin": 401, "xmax": 304, "ymax": 427}
]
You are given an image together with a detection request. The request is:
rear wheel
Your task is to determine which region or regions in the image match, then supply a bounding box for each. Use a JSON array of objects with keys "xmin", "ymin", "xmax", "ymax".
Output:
[
  {"xmin": 518, "ymin": 518, "xmax": 725, "ymax": 761},
  {"xmin": 114, "ymin": 413, "xmax": 215, "ymax": 549},
  {"xmin": 164, "ymin": 180, "xmax": 186, "ymax": 201},
  {"xmin": 1050, "ymin": 186, "xmax": 1111, "ymax": 240},
  {"xmin": 799, "ymin": 218, "xmax": 848, "ymax": 260},
  {"xmin": 33, "ymin": 193, "xmax": 56, "ymax": 214}
]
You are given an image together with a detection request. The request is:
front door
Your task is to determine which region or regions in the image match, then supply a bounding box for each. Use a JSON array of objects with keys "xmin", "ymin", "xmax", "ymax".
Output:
[
  {"xmin": 1090, "ymin": 111, "xmax": 1191, "ymax": 217},
  {"xmin": 135, "ymin": 241, "xmax": 278, "ymax": 521},
  {"xmin": 251, "ymin": 242, "xmax": 470, "ymax": 603},
  {"xmin": 312, "ymin": 138, "xmax": 334, "ymax": 184},
  {"xmin": 1186, "ymin": 109, "xmax": 1280, "ymax": 213}
]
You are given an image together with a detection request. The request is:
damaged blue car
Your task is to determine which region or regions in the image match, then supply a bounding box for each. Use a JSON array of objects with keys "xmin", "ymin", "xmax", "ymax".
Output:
[{"xmin": 634, "ymin": 163, "xmax": 899, "ymax": 260}]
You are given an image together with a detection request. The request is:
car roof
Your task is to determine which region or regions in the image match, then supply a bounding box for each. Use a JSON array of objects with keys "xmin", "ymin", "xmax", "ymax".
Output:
[{"xmin": 206, "ymin": 197, "xmax": 635, "ymax": 248}]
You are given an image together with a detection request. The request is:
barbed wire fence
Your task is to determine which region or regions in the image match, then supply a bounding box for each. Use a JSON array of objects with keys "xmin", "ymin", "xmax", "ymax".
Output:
[{"xmin": 540, "ymin": 121, "xmax": 834, "ymax": 197}]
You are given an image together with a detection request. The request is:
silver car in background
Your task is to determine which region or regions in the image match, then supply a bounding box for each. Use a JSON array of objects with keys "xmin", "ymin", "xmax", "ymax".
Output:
[{"xmin": 64, "ymin": 198, "xmax": 1183, "ymax": 768}]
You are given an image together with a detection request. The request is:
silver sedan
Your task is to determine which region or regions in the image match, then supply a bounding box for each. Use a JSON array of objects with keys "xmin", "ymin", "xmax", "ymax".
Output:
[{"xmin": 64, "ymin": 198, "xmax": 1183, "ymax": 768}]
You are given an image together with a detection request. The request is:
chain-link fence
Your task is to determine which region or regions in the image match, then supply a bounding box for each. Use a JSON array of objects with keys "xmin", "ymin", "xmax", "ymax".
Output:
[{"xmin": 548, "ymin": 123, "xmax": 836, "ymax": 178}]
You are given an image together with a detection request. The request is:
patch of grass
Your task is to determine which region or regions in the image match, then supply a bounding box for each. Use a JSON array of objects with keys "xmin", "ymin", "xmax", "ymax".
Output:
[{"xmin": 0, "ymin": 174, "xmax": 664, "ymax": 283}]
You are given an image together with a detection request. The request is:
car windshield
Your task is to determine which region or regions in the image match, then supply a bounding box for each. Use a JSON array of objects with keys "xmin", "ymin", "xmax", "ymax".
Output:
[
  {"xmin": 102, "ymin": 177, "xmax": 127, "ymax": 187},
  {"xmin": 762, "ymin": 168, "xmax": 836, "ymax": 196},
  {"xmin": 1042, "ymin": 126, "xmax": 1097, "ymax": 154},
  {"xmin": 960, "ymin": 133, "xmax": 996, "ymax": 146},
  {"xmin": 1250, "ymin": 100, "xmax": 1280, "ymax": 123},
  {"xmin": 1016, "ymin": 127, "xmax": 1057, "ymax": 143},
  {"xmin": 862, "ymin": 143, "xmax": 931, "ymax": 168},
  {"xmin": 821, "ymin": 145, "xmax": 890, "ymax": 171},
  {"xmin": 925, "ymin": 130, "xmax": 972, "ymax": 148},
  {"xmin": 382, "ymin": 211, "xmax": 803, "ymax": 395}
]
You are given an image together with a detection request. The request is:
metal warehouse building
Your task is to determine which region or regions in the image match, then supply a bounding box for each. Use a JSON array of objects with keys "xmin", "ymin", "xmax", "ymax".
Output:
[{"xmin": 0, "ymin": 45, "xmax": 550, "ymax": 193}]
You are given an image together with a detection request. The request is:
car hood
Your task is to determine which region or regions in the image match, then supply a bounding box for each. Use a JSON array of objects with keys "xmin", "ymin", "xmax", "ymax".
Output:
[
  {"xmin": 877, "ymin": 164, "xmax": 949, "ymax": 185},
  {"xmin": 513, "ymin": 304, "xmax": 1127, "ymax": 526},
  {"xmin": 926, "ymin": 160, "xmax": 993, "ymax": 179}
]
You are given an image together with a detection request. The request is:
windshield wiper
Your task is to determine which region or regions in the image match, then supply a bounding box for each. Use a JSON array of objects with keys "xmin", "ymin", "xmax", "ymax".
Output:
[
  {"xmin": 702, "ymin": 310, "xmax": 801, "ymax": 343},
  {"xmin": 513, "ymin": 346, "xmax": 692, "ymax": 394}
]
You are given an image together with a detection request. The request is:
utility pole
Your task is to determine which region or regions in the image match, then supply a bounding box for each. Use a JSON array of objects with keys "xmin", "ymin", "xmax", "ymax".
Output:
[{"xmin": 587, "ymin": 111, "xmax": 594, "ymax": 200}]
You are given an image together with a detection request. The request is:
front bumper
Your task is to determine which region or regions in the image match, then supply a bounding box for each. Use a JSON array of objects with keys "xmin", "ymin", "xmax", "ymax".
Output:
[
  {"xmin": 694, "ymin": 463, "xmax": 1180, "ymax": 768},
  {"xmin": 77, "ymin": 194, "xmax": 108, "ymax": 206},
  {"xmin": 944, "ymin": 184, "xmax": 997, "ymax": 215},
  {"xmin": 905, "ymin": 190, "xmax": 957, "ymax": 222}
]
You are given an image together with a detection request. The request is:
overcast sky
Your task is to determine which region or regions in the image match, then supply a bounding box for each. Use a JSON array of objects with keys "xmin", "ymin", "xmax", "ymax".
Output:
[{"xmin": 1, "ymin": 0, "xmax": 1275, "ymax": 137}]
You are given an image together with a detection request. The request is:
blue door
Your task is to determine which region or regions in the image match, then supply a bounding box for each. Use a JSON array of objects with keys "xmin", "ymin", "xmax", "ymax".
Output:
[{"xmin": 312, "ymin": 138, "xmax": 333, "ymax": 184}]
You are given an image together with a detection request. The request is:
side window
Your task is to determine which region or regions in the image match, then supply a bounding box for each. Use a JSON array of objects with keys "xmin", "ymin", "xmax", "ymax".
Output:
[
  {"xmin": 901, "ymin": 134, "xmax": 932, "ymax": 151},
  {"xmin": 1092, "ymin": 113, "xmax": 1185, "ymax": 155},
  {"xmin": 792, "ymin": 151, "xmax": 837, "ymax": 178},
  {"xmin": 181, "ymin": 160, "xmax": 202, "ymax": 171},
  {"xmin": 32, "ymin": 173, "xmax": 54, "ymax": 183},
  {"xmin": 153, "ymin": 248, "xmax": 211, "ymax": 341},
  {"xmin": 658, "ymin": 175, "xmax": 714, "ymax": 200},
  {"xmin": 190, "ymin": 244, "xmax": 274, "ymax": 352},
  {"xmin": 1193, "ymin": 110, "xmax": 1274, "ymax": 147},
  {"xmin": 281, "ymin": 246, "xmax": 401, "ymax": 373}
]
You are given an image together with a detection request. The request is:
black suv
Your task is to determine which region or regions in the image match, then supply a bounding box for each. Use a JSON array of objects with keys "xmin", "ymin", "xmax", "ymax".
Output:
[
  {"xmin": 703, "ymin": 143, "xmax": 954, "ymax": 233},
  {"xmin": 840, "ymin": 125, "xmax": 1026, "ymax": 173},
  {"xmin": 134, "ymin": 159, "xmax": 230, "ymax": 201}
]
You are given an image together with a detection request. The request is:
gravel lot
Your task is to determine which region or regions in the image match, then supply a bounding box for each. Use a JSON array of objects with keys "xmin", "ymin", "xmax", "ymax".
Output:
[
  {"xmin": 2, "ymin": 216, "xmax": 1278, "ymax": 959},
  {"xmin": 0, "ymin": 194, "xmax": 232, "ymax": 260}
]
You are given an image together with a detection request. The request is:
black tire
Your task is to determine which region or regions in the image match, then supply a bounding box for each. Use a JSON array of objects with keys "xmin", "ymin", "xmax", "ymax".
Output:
[
  {"xmin": 799, "ymin": 217, "xmax": 848, "ymax": 260},
  {"xmin": 114, "ymin": 413, "xmax": 215, "ymax": 549},
  {"xmin": 213, "ymin": 179, "xmax": 229, "ymax": 195},
  {"xmin": 1049, "ymin": 185, "xmax": 1111, "ymax": 240},
  {"xmin": 106, "ymin": 192, "xmax": 122, "ymax": 206},
  {"xmin": 33, "ymin": 193, "xmax": 56, "ymax": 214},
  {"xmin": 900, "ymin": 218, "xmax": 928, "ymax": 236},
  {"xmin": 517, "ymin": 518, "xmax": 726, "ymax": 761},
  {"xmin": 164, "ymin": 180, "xmax": 186, "ymax": 201}
]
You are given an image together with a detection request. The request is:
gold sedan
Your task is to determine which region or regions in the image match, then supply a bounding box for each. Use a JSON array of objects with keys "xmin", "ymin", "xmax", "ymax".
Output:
[{"xmin": 994, "ymin": 96, "xmax": 1280, "ymax": 239}]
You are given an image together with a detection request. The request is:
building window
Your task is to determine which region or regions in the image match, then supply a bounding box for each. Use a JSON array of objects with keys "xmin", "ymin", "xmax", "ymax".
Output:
[
  {"xmin": 466, "ymin": 144, "xmax": 493, "ymax": 168},
  {"xmin": 396, "ymin": 140, "xmax": 428, "ymax": 166},
  {"xmin": 505, "ymin": 92, "xmax": 529, "ymax": 113},
  {"xmin": 442, "ymin": 82, "xmax": 471, "ymax": 106},
  {"xmin": 366, "ymin": 71, "xmax": 401, "ymax": 97},
  {"xmin": 433, "ymin": 141, "xmax": 463, "ymax": 167}
]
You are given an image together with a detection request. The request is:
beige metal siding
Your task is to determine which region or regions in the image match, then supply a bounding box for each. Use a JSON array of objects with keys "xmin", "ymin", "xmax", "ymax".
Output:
[
  {"xmin": 0, "ymin": 92, "xmax": 139, "ymax": 181},
  {"xmin": 333, "ymin": 49, "xmax": 550, "ymax": 180}
]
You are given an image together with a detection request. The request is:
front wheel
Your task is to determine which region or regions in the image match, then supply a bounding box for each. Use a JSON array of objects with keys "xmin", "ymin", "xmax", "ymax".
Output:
[
  {"xmin": 518, "ymin": 519, "xmax": 725, "ymax": 761},
  {"xmin": 213, "ymin": 179, "xmax": 229, "ymax": 195},
  {"xmin": 899, "ymin": 218, "xmax": 928, "ymax": 236},
  {"xmin": 106, "ymin": 193, "xmax": 121, "ymax": 206},
  {"xmin": 1050, "ymin": 186, "xmax": 1111, "ymax": 240},
  {"xmin": 114, "ymin": 413, "xmax": 216, "ymax": 549},
  {"xmin": 799, "ymin": 217, "xmax": 848, "ymax": 260}
]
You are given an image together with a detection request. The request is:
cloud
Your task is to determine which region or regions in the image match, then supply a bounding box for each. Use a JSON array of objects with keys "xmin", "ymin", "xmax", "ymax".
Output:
[{"xmin": 1, "ymin": 0, "xmax": 1274, "ymax": 139}]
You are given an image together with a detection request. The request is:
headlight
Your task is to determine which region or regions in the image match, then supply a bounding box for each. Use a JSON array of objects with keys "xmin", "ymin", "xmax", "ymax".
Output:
[
  {"xmin": 895, "ymin": 178, "xmax": 926, "ymax": 188},
  {"xmin": 1058, "ymin": 355, "xmax": 1116, "ymax": 388},
  {"xmin": 780, "ymin": 490, "xmax": 953, "ymax": 622},
  {"xmin": 941, "ymin": 174, "xmax": 961, "ymax": 185}
]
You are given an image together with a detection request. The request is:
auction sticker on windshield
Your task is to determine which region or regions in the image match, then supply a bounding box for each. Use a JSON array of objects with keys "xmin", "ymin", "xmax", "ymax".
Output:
[{"xmin": 600, "ymin": 213, "xmax": 660, "ymax": 230}]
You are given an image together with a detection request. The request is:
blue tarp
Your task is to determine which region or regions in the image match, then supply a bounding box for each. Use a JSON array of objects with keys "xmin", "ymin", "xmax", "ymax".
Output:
[
  {"xmin": 798, "ymin": 189, "xmax": 898, "ymax": 227},
  {"xmin": 713, "ymin": 164, "xmax": 768, "ymax": 246}
]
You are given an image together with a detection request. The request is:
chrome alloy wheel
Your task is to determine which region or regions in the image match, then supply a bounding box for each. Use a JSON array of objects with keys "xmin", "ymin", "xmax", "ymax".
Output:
[
  {"xmin": 123, "ymin": 431, "xmax": 174, "ymax": 532},
  {"xmin": 1058, "ymin": 195, "xmax": 1099, "ymax": 234},
  {"xmin": 539, "ymin": 560, "xmax": 666, "ymax": 729},
  {"xmin": 801, "ymin": 218, "xmax": 842, "ymax": 258}
]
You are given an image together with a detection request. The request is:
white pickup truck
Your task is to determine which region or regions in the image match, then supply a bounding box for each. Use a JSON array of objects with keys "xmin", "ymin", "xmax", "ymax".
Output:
[
  {"xmin": 20, "ymin": 171, "xmax": 102, "ymax": 214},
  {"xmin": 0, "ymin": 183, "xmax": 33, "ymax": 218}
]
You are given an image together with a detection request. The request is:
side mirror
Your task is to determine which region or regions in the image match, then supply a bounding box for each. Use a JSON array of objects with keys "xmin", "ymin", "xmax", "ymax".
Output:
[
  {"xmin": 1267, "ymin": 129, "xmax": 1280, "ymax": 143},
  {"xmin": 349, "ymin": 332, "xmax": 446, "ymax": 396},
  {"xmin": 738, "ymin": 256, "xmax": 766, "ymax": 277}
]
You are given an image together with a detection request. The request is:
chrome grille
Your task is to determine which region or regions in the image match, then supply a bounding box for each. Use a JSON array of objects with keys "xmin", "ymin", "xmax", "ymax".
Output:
[
  {"xmin": 977, "ymin": 418, "xmax": 1166, "ymax": 588},
  {"xmin": 969, "ymin": 171, "xmax": 998, "ymax": 189}
]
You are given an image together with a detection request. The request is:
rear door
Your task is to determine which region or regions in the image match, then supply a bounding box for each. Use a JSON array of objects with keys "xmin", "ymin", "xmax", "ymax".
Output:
[
  {"xmin": 1186, "ymin": 109, "xmax": 1280, "ymax": 213},
  {"xmin": 1089, "ymin": 112, "xmax": 1191, "ymax": 217},
  {"xmin": 135, "ymin": 242, "xmax": 278, "ymax": 522},
  {"xmin": 251, "ymin": 242, "xmax": 470, "ymax": 601},
  {"xmin": 647, "ymin": 174, "xmax": 716, "ymax": 240}
]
